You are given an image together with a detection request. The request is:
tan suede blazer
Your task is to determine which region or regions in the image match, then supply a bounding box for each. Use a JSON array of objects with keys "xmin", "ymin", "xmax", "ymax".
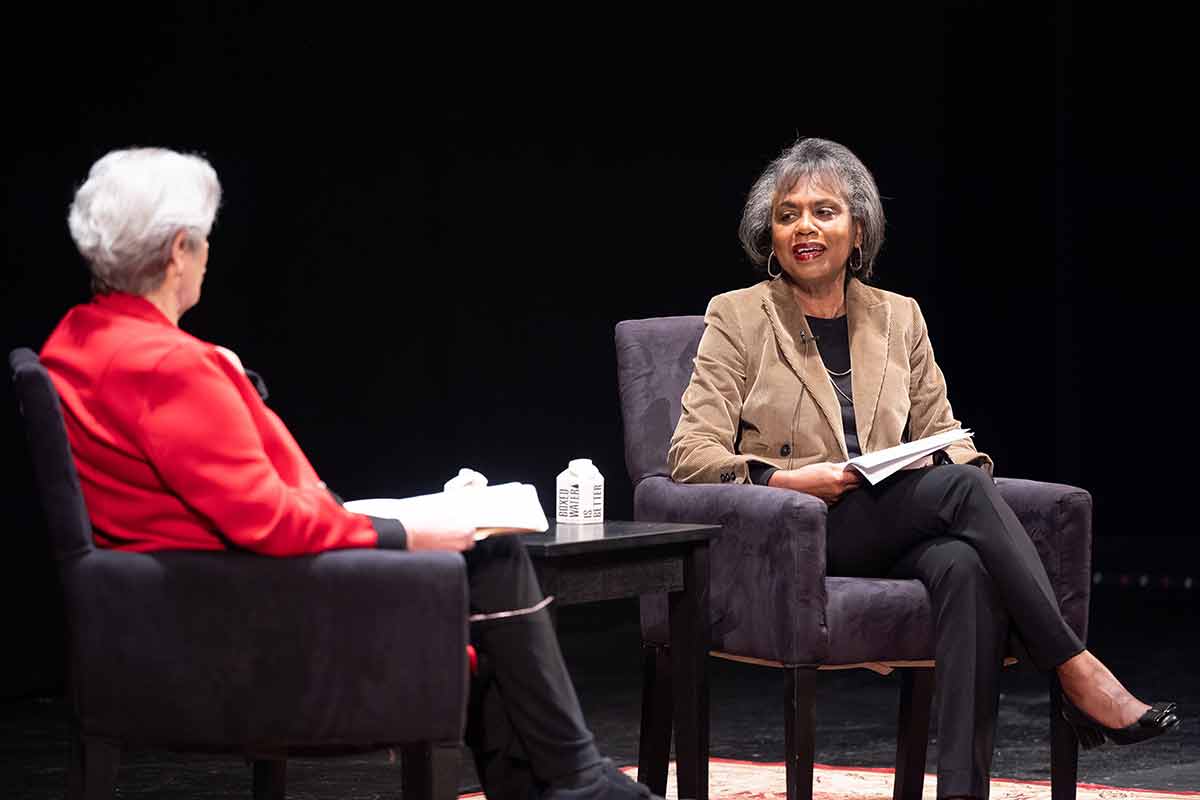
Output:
[{"xmin": 668, "ymin": 277, "xmax": 992, "ymax": 485}]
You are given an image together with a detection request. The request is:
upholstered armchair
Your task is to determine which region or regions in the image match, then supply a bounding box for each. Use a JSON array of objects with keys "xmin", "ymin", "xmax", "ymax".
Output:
[
  {"xmin": 615, "ymin": 318, "xmax": 1091, "ymax": 800},
  {"xmin": 11, "ymin": 348, "xmax": 469, "ymax": 800}
]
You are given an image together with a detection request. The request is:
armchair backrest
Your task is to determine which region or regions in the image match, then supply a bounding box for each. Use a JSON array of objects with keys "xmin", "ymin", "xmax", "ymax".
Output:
[
  {"xmin": 10, "ymin": 348, "xmax": 95, "ymax": 563},
  {"xmin": 614, "ymin": 316, "xmax": 705, "ymax": 487}
]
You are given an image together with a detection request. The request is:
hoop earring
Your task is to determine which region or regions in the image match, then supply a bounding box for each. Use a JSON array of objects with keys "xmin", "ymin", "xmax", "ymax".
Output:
[
  {"xmin": 848, "ymin": 245, "xmax": 864, "ymax": 274},
  {"xmin": 766, "ymin": 250, "xmax": 782, "ymax": 279}
]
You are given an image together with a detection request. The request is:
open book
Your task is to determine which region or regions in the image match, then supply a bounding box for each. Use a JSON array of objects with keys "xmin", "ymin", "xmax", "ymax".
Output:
[
  {"xmin": 344, "ymin": 482, "xmax": 549, "ymax": 540},
  {"xmin": 838, "ymin": 428, "xmax": 974, "ymax": 485}
]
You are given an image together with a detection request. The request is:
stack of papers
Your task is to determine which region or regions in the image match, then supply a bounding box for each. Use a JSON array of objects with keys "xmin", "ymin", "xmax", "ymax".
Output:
[
  {"xmin": 344, "ymin": 482, "xmax": 549, "ymax": 539},
  {"xmin": 839, "ymin": 429, "xmax": 974, "ymax": 485}
]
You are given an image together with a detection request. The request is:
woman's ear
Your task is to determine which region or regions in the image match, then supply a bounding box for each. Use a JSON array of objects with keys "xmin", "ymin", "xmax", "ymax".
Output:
[{"xmin": 170, "ymin": 229, "xmax": 191, "ymax": 262}]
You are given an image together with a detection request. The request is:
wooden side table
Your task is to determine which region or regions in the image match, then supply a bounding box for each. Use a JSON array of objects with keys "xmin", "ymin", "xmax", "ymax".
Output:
[{"xmin": 521, "ymin": 520, "xmax": 720, "ymax": 800}]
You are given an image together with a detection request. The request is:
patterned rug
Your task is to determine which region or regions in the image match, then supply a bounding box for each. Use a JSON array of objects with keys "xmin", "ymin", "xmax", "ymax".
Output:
[
  {"xmin": 465, "ymin": 759, "xmax": 1199, "ymax": 799},
  {"xmin": 617, "ymin": 760, "xmax": 1200, "ymax": 800}
]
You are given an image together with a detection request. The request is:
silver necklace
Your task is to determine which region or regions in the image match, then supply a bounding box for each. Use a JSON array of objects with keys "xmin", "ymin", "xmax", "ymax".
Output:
[{"xmin": 827, "ymin": 369, "xmax": 853, "ymax": 404}]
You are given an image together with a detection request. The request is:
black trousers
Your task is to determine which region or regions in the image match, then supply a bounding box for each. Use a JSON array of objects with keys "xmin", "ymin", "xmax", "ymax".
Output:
[
  {"xmin": 462, "ymin": 535, "xmax": 602, "ymax": 800},
  {"xmin": 826, "ymin": 465, "xmax": 1084, "ymax": 799}
]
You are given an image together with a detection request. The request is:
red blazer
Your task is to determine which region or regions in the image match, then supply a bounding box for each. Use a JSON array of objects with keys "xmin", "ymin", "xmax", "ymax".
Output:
[{"xmin": 41, "ymin": 292, "xmax": 389, "ymax": 555}]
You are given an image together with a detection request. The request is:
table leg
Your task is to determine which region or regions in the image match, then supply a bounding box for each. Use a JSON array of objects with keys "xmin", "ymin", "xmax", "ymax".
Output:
[
  {"xmin": 637, "ymin": 641, "xmax": 672, "ymax": 795},
  {"xmin": 669, "ymin": 543, "xmax": 709, "ymax": 800}
]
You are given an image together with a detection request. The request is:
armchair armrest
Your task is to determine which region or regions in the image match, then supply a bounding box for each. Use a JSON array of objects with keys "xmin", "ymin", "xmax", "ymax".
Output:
[
  {"xmin": 634, "ymin": 475, "xmax": 831, "ymax": 664},
  {"xmin": 995, "ymin": 477, "xmax": 1092, "ymax": 643},
  {"xmin": 65, "ymin": 548, "xmax": 469, "ymax": 749}
]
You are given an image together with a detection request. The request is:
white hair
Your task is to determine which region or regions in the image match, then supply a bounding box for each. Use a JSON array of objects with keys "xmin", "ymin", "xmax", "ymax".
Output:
[{"xmin": 68, "ymin": 148, "xmax": 221, "ymax": 295}]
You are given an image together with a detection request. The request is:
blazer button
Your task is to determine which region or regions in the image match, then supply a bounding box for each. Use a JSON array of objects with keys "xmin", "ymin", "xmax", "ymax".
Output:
[{"xmin": 780, "ymin": 444, "xmax": 792, "ymax": 457}]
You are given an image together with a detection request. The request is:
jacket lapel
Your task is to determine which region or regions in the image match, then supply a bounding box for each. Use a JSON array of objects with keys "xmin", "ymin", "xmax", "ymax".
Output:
[
  {"xmin": 761, "ymin": 279, "xmax": 847, "ymax": 458},
  {"xmin": 846, "ymin": 279, "xmax": 891, "ymax": 453}
]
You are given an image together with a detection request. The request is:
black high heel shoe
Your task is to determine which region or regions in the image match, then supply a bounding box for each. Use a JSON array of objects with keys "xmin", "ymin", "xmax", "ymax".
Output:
[{"xmin": 1061, "ymin": 698, "xmax": 1181, "ymax": 750}]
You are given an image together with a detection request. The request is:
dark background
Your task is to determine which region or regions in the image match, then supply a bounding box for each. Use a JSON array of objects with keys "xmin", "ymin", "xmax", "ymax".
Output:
[{"xmin": 2, "ymin": 4, "xmax": 1195, "ymax": 698}]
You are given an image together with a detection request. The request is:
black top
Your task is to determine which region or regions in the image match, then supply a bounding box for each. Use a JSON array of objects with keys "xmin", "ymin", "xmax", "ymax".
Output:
[
  {"xmin": 749, "ymin": 314, "xmax": 860, "ymax": 486},
  {"xmin": 805, "ymin": 314, "xmax": 861, "ymax": 460}
]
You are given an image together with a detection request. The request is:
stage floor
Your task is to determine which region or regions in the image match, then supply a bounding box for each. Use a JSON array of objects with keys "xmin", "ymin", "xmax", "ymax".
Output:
[{"xmin": 3, "ymin": 585, "xmax": 1196, "ymax": 797}]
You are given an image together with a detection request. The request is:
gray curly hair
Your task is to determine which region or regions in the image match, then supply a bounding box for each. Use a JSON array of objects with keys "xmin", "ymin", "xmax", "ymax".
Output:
[
  {"xmin": 738, "ymin": 138, "xmax": 885, "ymax": 281},
  {"xmin": 68, "ymin": 148, "xmax": 222, "ymax": 295}
]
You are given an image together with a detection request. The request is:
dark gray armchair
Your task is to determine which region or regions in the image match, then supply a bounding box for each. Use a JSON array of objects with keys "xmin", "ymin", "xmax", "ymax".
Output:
[
  {"xmin": 616, "ymin": 318, "xmax": 1091, "ymax": 800},
  {"xmin": 10, "ymin": 348, "xmax": 469, "ymax": 800}
]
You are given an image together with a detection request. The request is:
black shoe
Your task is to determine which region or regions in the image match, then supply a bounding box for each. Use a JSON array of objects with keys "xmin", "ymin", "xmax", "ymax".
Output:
[
  {"xmin": 1061, "ymin": 698, "xmax": 1180, "ymax": 750},
  {"xmin": 542, "ymin": 759, "xmax": 661, "ymax": 800}
]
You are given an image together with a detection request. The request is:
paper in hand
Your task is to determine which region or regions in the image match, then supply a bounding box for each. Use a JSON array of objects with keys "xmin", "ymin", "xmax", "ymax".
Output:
[
  {"xmin": 838, "ymin": 429, "xmax": 974, "ymax": 485},
  {"xmin": 345, "ymin": 482, "xmax": 549, "ymax": 538}
]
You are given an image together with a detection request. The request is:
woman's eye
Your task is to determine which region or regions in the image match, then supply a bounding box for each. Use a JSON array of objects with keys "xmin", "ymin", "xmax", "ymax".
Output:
[{"xmin": 817, "ymin": 207, "xmax": 835, "ymax": 217}]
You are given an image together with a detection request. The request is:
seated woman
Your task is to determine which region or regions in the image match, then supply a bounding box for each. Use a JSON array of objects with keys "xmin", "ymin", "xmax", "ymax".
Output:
[
  {"xmin": 41, "ymin": 147, "xmax": 653, "ymax": 800},
  {"xmin": 668, "ymin": 137, "xmax": 1179, "ymax": 799}
]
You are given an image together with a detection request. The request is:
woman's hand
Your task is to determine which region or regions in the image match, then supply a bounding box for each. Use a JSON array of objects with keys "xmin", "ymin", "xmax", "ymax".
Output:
[
  {"xmin": 399, "ymin": 508, "xmax": 477, "ymax": 552},
  {"xmin": 768, "ymin": 462, "xmax": 863, "ymax": 504}
]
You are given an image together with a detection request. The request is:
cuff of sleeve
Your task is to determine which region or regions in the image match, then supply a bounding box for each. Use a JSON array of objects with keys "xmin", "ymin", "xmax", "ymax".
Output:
[
  {"xmin": 971, "ymin": 455, "xmax": 995, "ymax": 477},
  {"xmin": 748, "ymin": 463, "xmax": 779, "ymax": 486},
  {"xmin": 370, "ymin": 516, "xmax": 408, "ymax": 550}
]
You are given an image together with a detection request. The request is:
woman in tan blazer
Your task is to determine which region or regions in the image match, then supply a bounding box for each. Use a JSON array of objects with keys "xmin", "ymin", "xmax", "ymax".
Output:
[{"xmin": 669, "ymin": 138, "xmax": 1178, "ymax": 799}]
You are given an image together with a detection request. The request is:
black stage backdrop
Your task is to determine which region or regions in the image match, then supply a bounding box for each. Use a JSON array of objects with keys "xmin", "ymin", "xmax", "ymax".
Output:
[{"xmin": 2, "ymin": 5, "xmax": 1195, "ymax": 696}]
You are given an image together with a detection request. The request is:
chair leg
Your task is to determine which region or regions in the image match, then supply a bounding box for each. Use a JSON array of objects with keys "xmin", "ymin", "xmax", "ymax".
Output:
[
  {"xmin": 784, "ymin": 667, "xmax": 817, "ymax": 800},
  {"xmin": 637, "ymin": 642, "xmax": 672, "ymax": 796},
  {"xmin": 402, "ymin": 741, "xmax": 462, "ymax": 800},
  {"xmin": 252, "ymin": 758, "xmax": 287, "ymax": 800},
  {"xmin": 893, "ymin": 668, "xmax": 933, "ymax": 800},
  {"xmin": 1049, "ymin": 675, "xmax": 1079, "ymax": 800},
  {"xmin": 68, "ymin": 735, "xmax": 120, "ymax": 800}
]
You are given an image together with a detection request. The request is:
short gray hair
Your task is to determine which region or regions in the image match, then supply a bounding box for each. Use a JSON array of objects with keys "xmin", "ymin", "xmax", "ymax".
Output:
[
  {"xmin": 68, "ymin": 148, "xmax": 222, "ymax": 295},
  {"xmin": 738, "ymin": 138, "xmax": 885, "ymax": 281}
]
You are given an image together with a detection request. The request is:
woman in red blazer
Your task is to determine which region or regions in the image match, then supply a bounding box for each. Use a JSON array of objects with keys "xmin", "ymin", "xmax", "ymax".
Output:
[{"xmin": 41, "ymin": 147, "xmax": 653, "ymax": 800}]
